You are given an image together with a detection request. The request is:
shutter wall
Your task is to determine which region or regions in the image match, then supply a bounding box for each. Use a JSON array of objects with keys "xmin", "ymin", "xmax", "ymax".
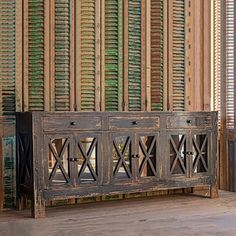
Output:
[
  {"xmin": 104, "ymin": 0, "xmax": 123, "ymax": 111},
  {"xmin": 226, "ymin": 0, "xmax": 234, "ymax": 129},
  {"xmin": 54, "ymin": 0, "xmax": 71, "ymax": 111},
  {"xmin": 0, "ymin": 0, "xmax": 16, "ymax": 115},
  {"xmin": 169, "ymin": 0, "xmax": 185, "ymax": 111},
  {"xmin": 213, "ymin": 0, "xmax": 222, "ymax": 128},
  {"xmin": 77, "ymin": 0, "xmax": 98, "ymax": 111},
  {"xmin": 128, "ymin": 0, "xmax": 142, "ymax": 111},
  {"xmin": 151, "ymin": 0, "xmax": 164, "ymax": 111},
  {"xmin": 28, "ymin": 0, "xmax": 44, "ymax": 111}
]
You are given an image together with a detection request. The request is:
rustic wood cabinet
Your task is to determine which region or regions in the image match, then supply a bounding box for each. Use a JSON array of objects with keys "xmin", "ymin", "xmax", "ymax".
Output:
[{"xmin": 16, "ymin": 112, "xmax": 218, "ymax": 218}]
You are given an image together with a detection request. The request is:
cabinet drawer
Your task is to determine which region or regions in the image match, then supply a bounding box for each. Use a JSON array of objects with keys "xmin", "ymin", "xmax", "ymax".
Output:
[
  {"xmin": 109, "ymin": 116, "xmax": 160, "ymax": 130},
  {"xmin": 43, "ymin": 116, "xmax": 102, "ymax": 131},
  {"xmin": 167, "ymin": 115, "xmax": 212, "ymax": 129}
]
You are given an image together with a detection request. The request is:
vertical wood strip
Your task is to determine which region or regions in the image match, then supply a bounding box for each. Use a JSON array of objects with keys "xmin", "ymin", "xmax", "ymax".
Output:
[
  {"xmin": 50, "ymin": 0, "xmax": 55, "ymax": 111},
  {"xmin": 123, "ymin": 0, "xmax": 129, "ymax": 111},
  {"xmin": 95, "ymin": 0, "xmax": 101, "ymax": 111},
  {"xmin": 16, "ymin": 0, "xmax": 23, "ymax": 112},
  {"xmin": 185, "ymin": 0, "xmax": 194, "ymax": 111},
  {"xmin": 70, "ymin": 0, "xmax": 75, "ymax": 111},
  {"xmin": 145, "ymin": 0, "xmax": 151, "ymax": 112},
  {"xmin": 23, "ymin": 0, "xmax": 29, "ymax": 111},
  {"xmin": 163, "ymin": 0, "xmax": 168, "ymax": 111},
  {"xmin": 0, "ymin": 87, "xmax": 3, "ymax": 208},
  {"xmin": 100, "ymin": 0, "xmax": 105, "ymax": 112},
  {"xmin": 141, "ymin": 0, "xmax": 147, "ymax": 111},
  {"xmin": 203, "ymin": 0, "xmax": 211, "ymax": 111},
  {"xmin": 75, "ymin": 0, "xmax": 81, "ymax": 111},
  {"xmin": 44, "ymin": 0, "xmax": 50, "ymax": 111},
  {"xmin": 168, "ymin": 0, "xmax": 173, "ymax": 111}
]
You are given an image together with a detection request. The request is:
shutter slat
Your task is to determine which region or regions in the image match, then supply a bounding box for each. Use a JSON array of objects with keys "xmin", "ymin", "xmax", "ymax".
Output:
[
  {"xmin": 128, "ymin": 0, "xmax": 142, "ymax": 111},
  {"xmin": 0, "ymin": 0, "xmax": 16, "ymax": 115},
  {"xmin": 54, "ymin": 0, "xmax": 71, "ymax": 111},
  {"xmin": 28, "ymin": 0, "xmax": 44, "ymax": 110},
  {"xmin": 105, "ymin": 0, "xmax": 122, "ymax": 111},
  {"xmin": 151, "ymin": 0, "xmax": 163, "ymax": 111},
  {"xmin": 79, "ymin": 0, "xmax": 96, "ymax": 111},
  {"xmin": 172, "ymin": 0, "xmax": 185, "ymax": 111}
]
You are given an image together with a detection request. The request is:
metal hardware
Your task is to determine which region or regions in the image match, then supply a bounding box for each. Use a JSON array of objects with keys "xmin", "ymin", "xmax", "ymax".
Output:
[
  {"xmin": 70, "ymin": 121, "xmax": 76, "ymax": 126},
  {"xmin": 131, "ymin": 154, "xmax": 139, "ymax": 159},
  {"xmin": 182, "ymin": 151, "xmax": 193, "ymax": 155},
  {"xmin": 68, "ymin": 157, "xmax": 78, "ymax": 162},
  {"xmin": 132, "ymin": 121, "xmax": 138, "ymax": 125},
  {"xmin": 186, "ymin": 119, "xmax": 192, "ymax": 124}
]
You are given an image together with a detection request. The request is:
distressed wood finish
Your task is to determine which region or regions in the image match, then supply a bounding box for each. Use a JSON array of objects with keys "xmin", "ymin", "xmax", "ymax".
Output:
[{"xmin": 16, "ymin": 111, "xmax": 218, "ymax": 218}]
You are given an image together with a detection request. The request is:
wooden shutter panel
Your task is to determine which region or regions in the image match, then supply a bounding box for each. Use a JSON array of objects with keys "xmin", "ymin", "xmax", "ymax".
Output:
[
  {"xmin": 104, "ymin": 0, "xmax": 123, "ymax": 111},
  {"xmin": 127, "ymin": 0, "xmax": 142, "ymax": 111},
  {"xmin": 54, "ymin": 0, "xmax": 71, "ymax": 111},
  {"xmin": 225, "ymin": 0, "xmax": 234, "ymax": 129},
  {"xmin": 77, "ymin": 0, "xmax": 100, "ymax": 111},
  {"xmin": 28, "ymin": 0, "xmax": 44, "ymax": 111},
  {"xmin": 151, "ymin": 0, "xmax": 164, "ymax": 111},
  {"xmin": 0, "ymin": 0, "xmax": 16, "ymax": 115},
  {"xmin": 169, "ymin": 0, "xmax": 185, "ymax": 111}
]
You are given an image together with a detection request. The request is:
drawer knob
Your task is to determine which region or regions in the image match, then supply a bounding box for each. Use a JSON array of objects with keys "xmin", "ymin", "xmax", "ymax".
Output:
[
  {"xmin": 132, "ymin": 121, "xmax": 138, "ymax": 125},
  {"xmin": 70, "ymin": 121, "xmax": 76, "ymax": 126},
  {"xmin": 186, "ymin": 119, "xmax": 192, "ymax": 124},
  {"xmin": 131, "ymin": 154, "xmax": 139, "ymax": 159},
  {"xmin": 68, "ymin": 157, "xmax": 78, "ymax": 162}
]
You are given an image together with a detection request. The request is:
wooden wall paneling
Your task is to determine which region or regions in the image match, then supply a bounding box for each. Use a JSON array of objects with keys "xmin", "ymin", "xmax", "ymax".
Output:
[
  {"xmin": 128, "ymin": 0, "xmax": 142, "ymax": 111},
  {"xmin": 150, "ymin": 0, "xmax": 164, "ymax": 111},
  {"xmin": 123, "ymin": 0, "xmax": 128, "ymax": 111},
  {"xmin": 0, "ymin": 89, "xmax": 2, "ymax": 208},
  {"xmin": 185, "ymin": 0, "xmax": 194, "ymax": 111},
  {"xmin": 103, "ymin": 0, "xmax": 123, "ymax": 111}
]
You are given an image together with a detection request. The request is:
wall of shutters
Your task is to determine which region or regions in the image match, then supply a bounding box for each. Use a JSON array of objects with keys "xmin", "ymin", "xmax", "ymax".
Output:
[{"xmin": 0, "ymin": 0, "xmax": 214, "ymax": 208}]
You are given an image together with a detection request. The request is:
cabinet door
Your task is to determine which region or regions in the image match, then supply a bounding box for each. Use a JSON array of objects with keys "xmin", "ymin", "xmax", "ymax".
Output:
[
  {"xmin": 167, "ymin": 131, "xmax": 190, "ymax": 178},
  {"xmin": 44, "ymin": 135, "xmax": 74, "ymax": 188},
  {"xmin": 73, "ymin": 133, "xmax": 102, "ymax": 186},
  {"xmin": 135, "ymin": 132, "xmax": 160, "ymax": 180},
  {"xmin": 189, "ymin": 130, "xmax": 211, "ymax": 177},
  {"xmin": 109, "ymin": 132, "xmax": 135, "ymax": 184}
]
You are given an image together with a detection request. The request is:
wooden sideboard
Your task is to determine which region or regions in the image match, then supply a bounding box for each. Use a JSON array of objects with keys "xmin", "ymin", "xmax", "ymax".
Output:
[{"xmin": 16, "ymin": 112, "xmax": 218, "ymax": 218}]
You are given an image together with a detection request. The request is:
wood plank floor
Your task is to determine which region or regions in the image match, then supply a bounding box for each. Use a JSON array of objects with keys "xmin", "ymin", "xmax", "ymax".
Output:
[{"xmin": 1, "ymin": 191, "xmax": 236, "ymax": 236}]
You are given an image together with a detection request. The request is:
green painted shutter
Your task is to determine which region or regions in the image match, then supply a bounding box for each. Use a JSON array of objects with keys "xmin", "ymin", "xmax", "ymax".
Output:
[
  {"xmin": 151, "ymin": 0, "xmax": 164, "ymax": 111},
  {"xmin": 128, "ymin": 0, "xmax": 142, "ymax": 111},
  {"xmin": 172, "ymin": 0, "xmax": 185, "ymax": 111},
  {"xmin": 28, "ymin": 0, "xmax": 44, "ymax": 110},
  {"xmin": 55, "ymin": 0, "xmax": 71, "ymax": 111},
  {"xmin": 105, "ymin": 0, "xmax": 123, "ymax": 111},
  {"xmin": 0, "ymin": 0, "xmax": 16, "ymax": 115},
  {"xmin": 80, "ymin": 0, "xmax": 96, "ymax": 111}
]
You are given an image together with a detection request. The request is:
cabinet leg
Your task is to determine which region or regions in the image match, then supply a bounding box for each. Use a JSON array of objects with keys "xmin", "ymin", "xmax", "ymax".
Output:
[
  {"xmin": 31, "ymin": 197, "xmax": 45, "ymax": 218},
  {"xmin": 210, "ymin": 184, "xmax": 219, "ymax": 199}
]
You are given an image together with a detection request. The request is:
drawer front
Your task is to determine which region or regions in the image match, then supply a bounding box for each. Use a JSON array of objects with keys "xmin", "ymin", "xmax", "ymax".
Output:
[
  {"xmin": 109, "ymin": 116, "xmax": 160, "ymax": 130},
  {"xmin": 43, "ymin": 116, "xmax": 102, "ymax": 131},
  {"xmin": 167, "ymin": 115, "xmax": 212, "ymax": 129}
]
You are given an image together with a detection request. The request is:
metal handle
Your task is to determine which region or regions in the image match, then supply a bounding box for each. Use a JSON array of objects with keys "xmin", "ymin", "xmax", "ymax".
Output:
[
  {"xmin": 70, "ymin": 121, "xmax": 76, "ymax": 126},
  {"xmin": 68, "ymin": 157, "xmax": 78, "ymax": 162},
  {"xmin": 182, "ymin": 151, "xmax": 193, "ymax": 155},
  {"xmin": 132, "ymin": 121, "xmax": 138, "ymax": 125},
  {"xmin": 131, "ymin": 154, "xmax": 139, "ymax": 159},
  {"xmin": 186, "ymin": 119, "xmax": 192, "ymax": 124}
]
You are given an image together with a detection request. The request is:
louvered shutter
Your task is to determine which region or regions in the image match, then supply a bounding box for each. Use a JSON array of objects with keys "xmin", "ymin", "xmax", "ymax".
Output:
[
  {"xmin": 104, "ymin": 0, "xmax": 123, "ymax": 111},
  {"xmin": 128, "ymin": 0, "xmax": 142, "ymax": 111},
  {"xmin": 54, "ymin": 0, "xmax": 71, "ymax": 111},
  {"xmin": 77, "ymin": 0, "xmax": 99, "ymax": 111},
  {"xmin": 151, "ymin": 0, "xmax": 164, "ymax": 111},
  {"xmin": 213, "ymin": 0, "xmax": 222, "ymax": 127},
  {"xmin": 169, "ymin": 0, "xmax": 185, "ymax": 111},
  {"xmin": 225, "ymin": 0, "xmax": 234, "ymax": 129},
  {"xmin": 28, "ymin": 0, "xmax": 44, "ymax": 111},
  {"xmin": 0, "ymin": 0, "xmax": 16, "ymax": 115}
]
